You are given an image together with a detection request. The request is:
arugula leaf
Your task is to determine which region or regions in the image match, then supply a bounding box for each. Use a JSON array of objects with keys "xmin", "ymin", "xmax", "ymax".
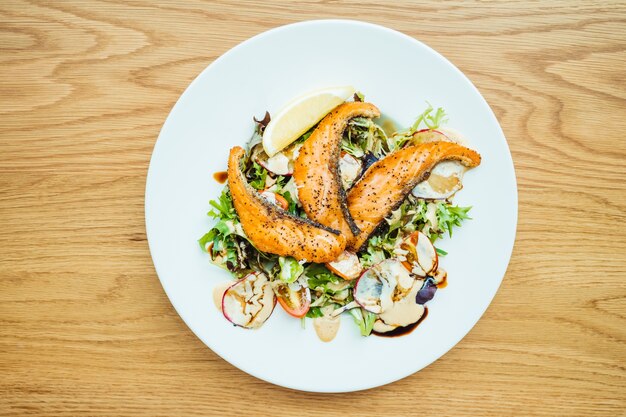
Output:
[
  {"xmin": 208, "ymin": 188, "xmax": 236, "ymax": 220},
  {"xmin": 198, "ymin": 230, "xmax": 214, "ymax": 252}
]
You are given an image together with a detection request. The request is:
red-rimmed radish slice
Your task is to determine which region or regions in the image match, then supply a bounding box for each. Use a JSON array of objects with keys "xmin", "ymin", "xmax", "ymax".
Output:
[
  {"xmin": 437, "ymin": 127, "xmax": 469, "ymax": 146},
  {"xmin": 411, "ymin": 128, "xmax": 449, "ymax": 144},
  {"xmin": 353, "ymin": 259, "xmax": 413, "ymax": 313},
  {"xmin": 260, "ymin": 190, "xmax": 289, "ymax": 210},
  {"xmin": 353, "ymin": 266, "xmax": 382, "ymax": 313},
  {"xmin": 256, "ymin": 151, "xmax": 293, "ymax": 176},
  {"xmin": 326, "ymin": 250, "xmax": 362, "ymax": 280},
  {"xmin": 221, "ymin": 272, "xmax": 276, "ymax": 328},
  {"xmin": 400, "ymin": 231, "xmax": 438, "ymax": 275},
  {"xmin": 274, "ymin": 282, "xmax": 311, "ymax": 318},
  {"xmin": 338, "ymin": 152, "xmax": 362, "ymax": 190}
]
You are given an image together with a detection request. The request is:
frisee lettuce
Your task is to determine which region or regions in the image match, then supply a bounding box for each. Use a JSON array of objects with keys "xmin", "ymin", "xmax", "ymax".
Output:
[
  {"xmin": 388, "ymin": 104, "xmax": 449, "ymax": 149},
  {"xmin": 208, "ymin": 188, "xmax": 236, "ymax": 220},
  {"xmin": 409, "ymin": 103, "xmax": 448, "ymax": 131},
  {"xmin": 248, "ymin": 161, "xmax": 267, "ymax": 190},
  {"xmin": 436, "ymin": 203, "xmax": 472, "ymax": 237}
]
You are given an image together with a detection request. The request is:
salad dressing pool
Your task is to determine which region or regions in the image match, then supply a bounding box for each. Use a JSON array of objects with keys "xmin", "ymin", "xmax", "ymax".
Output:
[{"xmin": 313, "ymin": 314, "xmax": 341, "ymax": 342}]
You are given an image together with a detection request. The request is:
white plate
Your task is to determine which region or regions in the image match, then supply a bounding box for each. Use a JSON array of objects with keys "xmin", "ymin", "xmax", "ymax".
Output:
[{"xmin": 145, "ymin": 20, "xmax": 517, "ymax": 393}]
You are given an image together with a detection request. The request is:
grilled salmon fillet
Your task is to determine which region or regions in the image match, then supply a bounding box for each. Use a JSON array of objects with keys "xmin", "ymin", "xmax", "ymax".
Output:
[
  {"xmin": 228, "ymin": 146, "xmax": 346, "ymax": 263},
  {"xmin": 293, "ymin": 102, "xmax": 381, "ymax": 238},
  {"xmin": 346, "ymin": 141, "xmax": 481, "ymax": 251}
]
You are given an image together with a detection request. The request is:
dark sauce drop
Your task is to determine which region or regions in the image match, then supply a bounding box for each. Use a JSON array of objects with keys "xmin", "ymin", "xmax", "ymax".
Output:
[
  {"xmin": 372, "ymin": 307, "xmax": 429, "ymax": 338},
  {"xmin": 213, "ymin": 171, "xmax": 228, "ymax": 184},
  {"xmin": 437, "ymin": 275, "xmax": 448, "ymax": 289}
]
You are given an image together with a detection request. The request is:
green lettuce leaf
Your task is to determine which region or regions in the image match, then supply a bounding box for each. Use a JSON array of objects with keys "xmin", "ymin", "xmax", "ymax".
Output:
[
  {"xmin": 350, "ymin": 308, "xmax": 377, "ymax": 336},
  {"xmin": 278, "ymin": 256, "xmax": 304, "ymax": 283}
]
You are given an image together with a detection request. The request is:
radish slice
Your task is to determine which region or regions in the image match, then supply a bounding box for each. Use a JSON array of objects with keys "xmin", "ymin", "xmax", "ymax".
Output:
[
  {"xmin": 411, "ymin": 128, "xmax": 449, "ymax": 144},
  {"xmin": 415, "ymin": 231, "xmax": 438, "ymax": 274},
  {"xmin": 326, "ymin": 250, "xmax": 362, "ymax": 280},
  {"xmin": 353, "ymin": 267, "xmax": 382, "ymax": 313},
  {"xmin": 353, "ymin": 259, "xmax": 414, "ymax": 313},
  {"xmin": 263, "ymin": 152, "xmax": 292, "ymax": 176},
  {"xmin": 251, "ymin": 143, "xmax": 294, "ymax": 176},
  {"xmin": 222, "ymin": 272, "xmax": 276, "ymax": 329},
  {"xmin": 400, "ymin": 231, "xmax": 438, "ymax": 275}
]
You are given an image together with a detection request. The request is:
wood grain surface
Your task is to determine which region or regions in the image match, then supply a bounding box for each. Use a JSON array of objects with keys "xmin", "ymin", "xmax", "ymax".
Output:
[{"xmin": 1, "ymin": 1, "xmax": 625, "ymax": 416}]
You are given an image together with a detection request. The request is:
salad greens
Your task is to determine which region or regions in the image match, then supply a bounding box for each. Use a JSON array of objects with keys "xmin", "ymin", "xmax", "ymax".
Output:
[{"xmin": 200, "ymin": 102, "xmax": 473, "ymax": 337}]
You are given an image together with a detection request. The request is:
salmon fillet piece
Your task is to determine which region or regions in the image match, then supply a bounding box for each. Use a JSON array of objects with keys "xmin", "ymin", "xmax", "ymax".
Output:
[
  {"xmin": 346, "ymin": 141, "xmax": 482, "ymax": 251},
  {"xmin": 293, "ymin": 102, "xmax": 381, "ymax": 238},
  {"xmin": 228, "ymin": 146, "xmax": 346, "ymax": 263}
]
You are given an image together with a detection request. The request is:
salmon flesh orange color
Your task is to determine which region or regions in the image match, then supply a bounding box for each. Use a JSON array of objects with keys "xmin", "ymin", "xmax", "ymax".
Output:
[
  {"xmin": 227, "ymin": 146, "xmax": 346, "ymax": 263},
  {"xmin": 293, "ymin": 102, "xmax": 381, "ymax": 237},
  {"xmin": 346, "ymin": 141, "xmax": 481, "ymax": 251}
]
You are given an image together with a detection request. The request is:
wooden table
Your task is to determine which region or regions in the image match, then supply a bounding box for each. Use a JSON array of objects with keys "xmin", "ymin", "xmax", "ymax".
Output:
[{"xmin": 2, "ymin": 1, "xmax": 625, "ymax": 415}]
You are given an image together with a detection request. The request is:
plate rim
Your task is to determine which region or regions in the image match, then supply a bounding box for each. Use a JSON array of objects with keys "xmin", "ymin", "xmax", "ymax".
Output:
[{"xmin": 145, "ymin": 19, "xmax": 518, "ymax": 393}]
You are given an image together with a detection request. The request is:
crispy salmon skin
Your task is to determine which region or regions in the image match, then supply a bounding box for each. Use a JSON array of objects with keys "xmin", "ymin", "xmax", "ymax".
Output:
[
  {"xmin": 347, "ymin": 141, "xmax": 481, "ymax": 251},
  {"xmin": 228, "ymin": 146, "xmax": 346, "ymax": 263},
  {"xmin": 293, "ymin": 102, "xmax": 381, "ymax": 238}
]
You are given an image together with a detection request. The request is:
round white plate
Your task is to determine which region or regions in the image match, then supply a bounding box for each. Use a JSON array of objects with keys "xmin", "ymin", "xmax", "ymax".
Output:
[{"xmin": 145, "ymin": 20, "xmax": 517, "ymax": 393}]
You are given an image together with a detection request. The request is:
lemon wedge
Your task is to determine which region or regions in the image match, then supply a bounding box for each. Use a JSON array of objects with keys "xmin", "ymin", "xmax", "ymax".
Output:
[{"xmin": 262, "ymin": 86, "xmax": 356, "ymax": 156}]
